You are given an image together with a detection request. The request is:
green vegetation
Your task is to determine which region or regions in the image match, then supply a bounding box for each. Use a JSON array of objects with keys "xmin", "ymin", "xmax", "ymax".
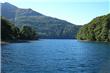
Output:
[
  {"xmin": 20, "ymin": 26, "xmax": 38, "ymax": 40},
  {"xmin": 77, "ymin": 13, "xmax": 110, "ymax": 42},
  {"xmin": 1, "ymin": 17, "xmax": 16, "ymax": 41},
  {"xmin": 1, "ymin": 17, "xmax": 38, "ymax": 42}
]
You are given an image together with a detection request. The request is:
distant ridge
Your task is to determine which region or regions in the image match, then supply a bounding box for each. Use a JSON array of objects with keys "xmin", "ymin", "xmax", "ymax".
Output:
[{"xmin": 1, "ymin": 2, "xmax": 81, "ymax": 39}]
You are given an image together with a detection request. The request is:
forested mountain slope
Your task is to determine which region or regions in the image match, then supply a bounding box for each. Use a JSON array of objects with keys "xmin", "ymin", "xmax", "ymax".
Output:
[{"xmin": 77, "ymin": 13, "xmax": 110, "ymax": 42}]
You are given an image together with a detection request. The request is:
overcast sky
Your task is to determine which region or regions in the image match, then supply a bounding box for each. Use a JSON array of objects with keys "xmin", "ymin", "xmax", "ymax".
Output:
[{"xmin": 1, "ymin": 0, "xmax": 110, "ymax": 25}]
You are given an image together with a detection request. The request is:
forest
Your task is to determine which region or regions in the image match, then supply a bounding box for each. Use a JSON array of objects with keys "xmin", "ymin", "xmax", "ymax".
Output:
[{"xmin": 77, "ymin": 13, "xmax": 110, "ymax": 42}]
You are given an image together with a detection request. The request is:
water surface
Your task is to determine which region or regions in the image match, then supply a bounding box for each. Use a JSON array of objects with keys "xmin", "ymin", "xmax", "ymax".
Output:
[{"xmin": 2, "ymin": 39, "xmax": 110, "ymax": 73}]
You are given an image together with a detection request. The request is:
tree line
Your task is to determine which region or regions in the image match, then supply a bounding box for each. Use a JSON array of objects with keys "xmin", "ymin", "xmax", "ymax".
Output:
[{"xmin": 1, "ymin": 17, "xmax": 38, "ymax": 42}]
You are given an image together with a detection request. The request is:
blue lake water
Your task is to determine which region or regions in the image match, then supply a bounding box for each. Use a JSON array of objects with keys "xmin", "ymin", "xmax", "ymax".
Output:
[{"xmin": 1, "ymin": 39, "xmax": 110, "ymax": 73}]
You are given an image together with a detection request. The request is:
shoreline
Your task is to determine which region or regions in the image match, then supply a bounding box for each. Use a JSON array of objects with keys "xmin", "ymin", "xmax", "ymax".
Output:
[
  {"xmin": 77, "ymin": 39, "xmax": 110, "ymax": 43},
  {"xmin": 1, "ymin": 41, "xmax": 9, "ymax": 44},
  {"xmin": 1, "ymin": 39, "xmax": 110, "ymax": 44},
  {"xmin": 1, "ymin": 40, "xmax": 33, "ymax": 44}
]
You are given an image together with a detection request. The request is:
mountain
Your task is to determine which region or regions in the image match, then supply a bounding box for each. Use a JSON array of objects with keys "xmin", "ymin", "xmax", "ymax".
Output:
[
  {"xmin": 77, "ymin": 13, "xmax": 110, "ymax": 42},
  {"xmin": 1, "ymin": 2, "xmax": 81, "ymax": 39}
]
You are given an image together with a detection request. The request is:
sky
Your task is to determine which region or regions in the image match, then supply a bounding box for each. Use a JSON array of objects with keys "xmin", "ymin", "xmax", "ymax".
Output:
[{"xmin": 1, "ymin": 0, "xmax": 110, "ymax": 25}]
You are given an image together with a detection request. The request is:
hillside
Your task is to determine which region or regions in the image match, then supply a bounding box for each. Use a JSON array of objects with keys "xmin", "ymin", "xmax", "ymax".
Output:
[
  {"xmin": 1, "ymin": 2, "xmax": 81, "ymax": 39},
  {"xmin": 77, "ymin": 13, "xmax": 110, "ymax": 42},
  {"xmin": 1, "ymin": 17, "xmax": 38, "ymax": 41}
]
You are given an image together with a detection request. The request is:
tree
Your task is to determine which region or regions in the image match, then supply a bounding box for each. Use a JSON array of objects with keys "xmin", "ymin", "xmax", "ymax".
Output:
[
  {"xmin": 12, "ymin": 26, "xmax": 20, "ymax": 39},
  {"xmin": 20, "ymin": 26, "xmax": 37, "ymax": 40},
  {"xmin": 1, "ymin": 17, "xmax": 15, "ymax": 41}
]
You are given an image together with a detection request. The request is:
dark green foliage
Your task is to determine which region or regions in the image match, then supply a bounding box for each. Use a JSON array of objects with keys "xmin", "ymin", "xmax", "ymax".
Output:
[
  {"xmin": 1, "ymin": 17, "xmax": 38, "ymax": 41},
  {"xmin": 20, "ymin": 26, "xmax": 37, "ymax": 40},
  {"xmin": 1, "ymin": 17, "xmax": 16, "ymax": 41},
  {"xmin": 77, "ymin": 13, "xmax": 110, "ymax": 42},
  {"xmin": 12, "ymin": 26, "xmax": 20, "ymax": 39}
]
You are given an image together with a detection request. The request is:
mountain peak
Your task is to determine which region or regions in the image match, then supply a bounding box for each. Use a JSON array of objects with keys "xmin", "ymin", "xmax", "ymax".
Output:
[
  {"xmin": 3, "ymin": 2, "xmax": 11, "ymax": 4},
  {"xmin": 2, "ymin": 2, "xmax": 17, "ymax": 9},
  {"xmin": 1, "ymin": 2, "xmax": 43, "ymax": 17}
]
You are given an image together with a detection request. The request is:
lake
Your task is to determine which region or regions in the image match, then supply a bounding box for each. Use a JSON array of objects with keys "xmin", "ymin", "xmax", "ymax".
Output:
[{"xmin": 1, "ymin": 39, "xmax": 110, "ymax": 73}]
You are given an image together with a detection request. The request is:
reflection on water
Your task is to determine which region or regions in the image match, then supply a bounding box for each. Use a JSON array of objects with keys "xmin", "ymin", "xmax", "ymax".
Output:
[{"xmin": 1, "ymin": 39, "xmax": 110, "ymax": 73}]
